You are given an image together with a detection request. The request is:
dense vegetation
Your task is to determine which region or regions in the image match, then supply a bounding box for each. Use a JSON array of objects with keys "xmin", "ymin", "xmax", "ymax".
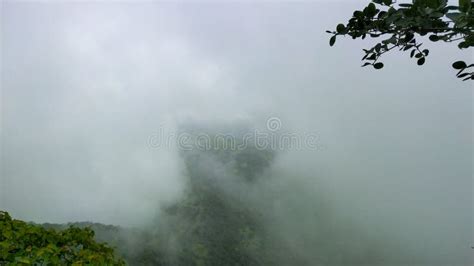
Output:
[{"xmin": 0, "ymin": 211, "xmax": 124, "ymax": 265}]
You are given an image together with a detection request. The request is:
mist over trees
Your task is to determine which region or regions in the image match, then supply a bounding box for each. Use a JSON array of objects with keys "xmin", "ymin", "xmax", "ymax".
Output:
[{"xmin": 4, "ymin": 126, "xmax": 414, "ymax": 265}]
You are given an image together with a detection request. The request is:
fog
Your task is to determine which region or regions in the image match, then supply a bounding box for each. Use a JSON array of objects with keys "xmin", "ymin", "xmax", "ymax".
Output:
[{"xmin": 1, "ymin": 1, "xmax": 472, "ymax": 265}]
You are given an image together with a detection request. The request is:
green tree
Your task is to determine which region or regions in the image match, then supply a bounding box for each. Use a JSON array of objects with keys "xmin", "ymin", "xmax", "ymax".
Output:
[
  {"xmin": 0, "ymin": 211, "xmax": 124, "ymax": 265},
  {"xmin": 328, "ymin": 0, "xmax": 474, "ymax": 80}
]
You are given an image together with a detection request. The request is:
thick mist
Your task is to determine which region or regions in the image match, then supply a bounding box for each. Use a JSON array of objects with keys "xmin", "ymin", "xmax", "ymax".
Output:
[{"xmin": 1, "ymin": 1, "xmax": 472, "ymax": 265}]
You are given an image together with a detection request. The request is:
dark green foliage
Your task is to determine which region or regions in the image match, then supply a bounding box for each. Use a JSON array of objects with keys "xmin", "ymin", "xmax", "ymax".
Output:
[
  {"xmin": 328, "ymin": 0, "xmax": 474, "ymax": 80},
  {"xmin": 329, "ymin": 35, "xmax": 336, "ymax": 46},
  {"xmin": 374, "ymin": 62, "xmax": 385, "ymax": 69},
  {"xmin": 0, "ymin": 211, "xmax": 124, "ymax": 265},
  {"xmin": 41, "ymin": 221, "xmax": 158, "ymax": 265},
  {"xmin": 452, "ymin": 60, "xmax": 474, "ymax": 80}
]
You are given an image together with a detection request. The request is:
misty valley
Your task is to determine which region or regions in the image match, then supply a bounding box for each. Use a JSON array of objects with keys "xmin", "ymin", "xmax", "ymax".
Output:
[
  {"xmin": 1, "ymin": 125, "xmax": 465, "ymax": 265},
  {"xmin": 2, "ymin": 126, "xmax": 410, "ymax": 265}
]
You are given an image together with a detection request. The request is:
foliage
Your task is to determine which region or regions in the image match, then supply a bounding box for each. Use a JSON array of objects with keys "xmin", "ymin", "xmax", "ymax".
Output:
[
  {"xmin": 0, "ymin": 211, "xmax": 124, "ymax": 265},
  {"xmin": 328, "ymin": 0, "xmax": 474, "ymax": 80}
]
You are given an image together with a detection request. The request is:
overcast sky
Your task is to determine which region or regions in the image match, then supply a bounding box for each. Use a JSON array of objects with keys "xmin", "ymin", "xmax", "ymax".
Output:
[{"xmin": 1, "ymin": 0, "xmax": 472, "ymax": 263}]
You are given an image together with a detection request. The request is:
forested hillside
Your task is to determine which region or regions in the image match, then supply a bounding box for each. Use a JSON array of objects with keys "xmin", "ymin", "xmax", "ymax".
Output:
[{"xmin": 0, "ymin": 211, "xmax": 124, "ymax": 265}]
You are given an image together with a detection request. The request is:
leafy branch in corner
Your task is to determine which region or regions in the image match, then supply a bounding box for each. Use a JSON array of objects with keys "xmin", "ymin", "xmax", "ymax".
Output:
[{"xmin": 327, "ymin": 0, "xmax": 474, "ymax": 81}]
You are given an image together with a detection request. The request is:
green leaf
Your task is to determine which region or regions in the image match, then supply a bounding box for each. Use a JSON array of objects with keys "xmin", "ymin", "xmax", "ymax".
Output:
[
  {"xmin": 373, "ymin": 62, "xmax": 384, "ymax": 69},
  {"xmin": 429, "ymin": 35, "xmax": 439, "ymax": 42},
  {"xmin": 457, "ymin": 73, "xmax": 470, "ymax": 78},
  {"xmin": 446, "ymin": 12, "xmax": 462, "ymax": 21},
  {"xmin": 364, "ymin": 3, "xmax": 377, "ymax": 16},
  {"xmin": 353, "ymin": 10, "xmax": 364, "ymax": 18},
  {"xmin": 329, "ymin": 35, "xmax": 336, "ymax": 46},
  {"xmin": 403, "ymin": 32, "xmax": 415, "ymax": 43},
  {"xmin": 417, "ymin": 57, "xmax": 426, "ymax": 65},
  {"xmin": 336, "ymin": 24, "xmax": 346, "ymax": 33},
  {"xmin": 452, "ymin": 61, "xmax": 467, "ymax": 69},
  {"xmin": 458, "ymin": 41, "xmax": 469, "ymax": 49}
]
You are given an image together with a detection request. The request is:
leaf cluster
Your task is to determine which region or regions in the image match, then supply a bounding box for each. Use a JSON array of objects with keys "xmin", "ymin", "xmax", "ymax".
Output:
[{"xmin": 328, "ymin": 0, "xmax": 474, "ymax": 80}]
